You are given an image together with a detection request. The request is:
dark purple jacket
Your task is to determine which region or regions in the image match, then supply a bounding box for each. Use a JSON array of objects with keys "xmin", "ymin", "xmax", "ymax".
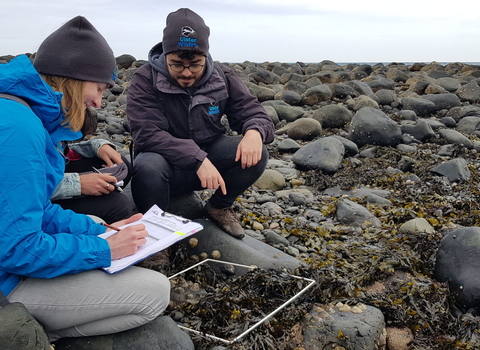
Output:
[{"xmin": 127, "ymin": 57, "xmax": 275, "ymax": 171}]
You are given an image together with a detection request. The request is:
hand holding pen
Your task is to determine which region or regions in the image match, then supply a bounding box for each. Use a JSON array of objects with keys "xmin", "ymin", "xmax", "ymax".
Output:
[
  {"xmin": 102, "ymin": 213, "xmax": 147, "ymax": 260},
  {"xmin": 92, "ymin": 166, "xmax": 123, "ymax": 192}
]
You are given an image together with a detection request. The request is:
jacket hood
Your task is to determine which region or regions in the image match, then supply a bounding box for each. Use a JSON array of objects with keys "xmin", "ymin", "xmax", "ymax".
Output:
[
  {"xmin": 148, "ymin": 42, "xmax": 215, "ymax": 88},
  {"xmin": 0, "ymin": 55, "xmax": 81, "ymax": 143}
]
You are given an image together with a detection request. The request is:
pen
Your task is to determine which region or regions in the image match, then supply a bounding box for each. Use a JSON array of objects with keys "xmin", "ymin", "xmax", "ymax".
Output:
[
  {"xmin": 92, "ymin": 166, "xmax": 123, "ymax": 192},
  {"xmin": 101, "ymin": 222, "xmax": 121, "ymax": 232}
]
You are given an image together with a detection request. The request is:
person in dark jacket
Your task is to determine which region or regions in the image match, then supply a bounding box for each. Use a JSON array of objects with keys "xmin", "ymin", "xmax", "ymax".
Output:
[
  {"xmin": 127, "ymin": 8, "xmax": 275, "ymax": 239},
  {"xmin": 0, "ymin": 16, "xmax": 170, "ymax": 342}
]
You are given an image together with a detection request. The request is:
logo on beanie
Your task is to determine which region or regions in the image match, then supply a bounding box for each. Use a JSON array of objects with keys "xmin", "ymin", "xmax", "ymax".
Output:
[
  {"xmin": 178, "ymin": 36, "xmax": 198, "ymax": 48},
  {"xmin": 181, "ymin": 26, "xmax": 196, "ymax": 37},
  {"xmin": 111, "ymin": 66, "xmax": 118, "ymax": 82}
]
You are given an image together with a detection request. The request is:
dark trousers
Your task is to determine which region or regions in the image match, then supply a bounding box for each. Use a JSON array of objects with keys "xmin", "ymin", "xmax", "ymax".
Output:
[
  {"xmin": 51, "ymin": 156, "xmax": 134, "ymax": 223},
  {"xmin": 131, "ymin": 135, "xmax": 269, "ymax": 214}
]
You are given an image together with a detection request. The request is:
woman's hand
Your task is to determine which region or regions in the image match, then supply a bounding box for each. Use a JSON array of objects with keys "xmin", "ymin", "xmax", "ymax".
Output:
[
  {"xmin": 98, "ymin": 144, "xmax": 123, "ymax": 167},
  {"xmin": 79, "ymin": 173, "xmax": 118, "ymax": 196},
  {"xmin": 106, "ymin": 213, "xmax": 146, "ymax": 260},
  {"xmin": 106, "ymin": 224, "xmax": 148, "ymax": 260}
]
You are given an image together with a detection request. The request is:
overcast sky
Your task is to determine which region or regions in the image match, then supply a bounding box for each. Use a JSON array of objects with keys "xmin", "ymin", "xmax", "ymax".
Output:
[{"xmin": 2, "ymin": 0, "xmax": 479, "ymax": 64}]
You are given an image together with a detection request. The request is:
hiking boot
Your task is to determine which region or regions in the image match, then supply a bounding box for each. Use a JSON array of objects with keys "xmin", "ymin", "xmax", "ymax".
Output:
[{"xmin": 202, "ymin": 202, "xmax": 245, "ymax": 239}]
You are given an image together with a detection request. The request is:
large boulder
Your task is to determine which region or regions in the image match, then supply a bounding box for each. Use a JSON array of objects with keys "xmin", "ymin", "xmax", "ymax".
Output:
[
  {"xmin": 348, "ymin": 107, "xmax": 402, "ymax": 147},
  {"xmin": 435, "ymin": 227, "xmax": 480, "ymax": 314},
  {"xmin": 0, "ymin": 302, "xmax": 51, "ymax": 350}
]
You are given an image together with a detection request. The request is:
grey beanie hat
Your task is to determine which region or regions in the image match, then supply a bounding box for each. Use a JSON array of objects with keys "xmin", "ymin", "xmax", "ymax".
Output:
[
  {"xmin": 34, "ymin": 16, "xmax": 117, "ymax": 87},
  {"xmin": 162, "ymin": 8, "xmax": 210, "ymax": 55}
]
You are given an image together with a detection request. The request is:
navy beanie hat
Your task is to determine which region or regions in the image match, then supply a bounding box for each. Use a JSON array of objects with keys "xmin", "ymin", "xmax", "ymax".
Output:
[
  {"xmin": 162, "ymin": 8, "xmax": 210, "ymax": 55},
  {"xmin": 34, "ymin": 16, "xmax": 117, "ymax": 87}
]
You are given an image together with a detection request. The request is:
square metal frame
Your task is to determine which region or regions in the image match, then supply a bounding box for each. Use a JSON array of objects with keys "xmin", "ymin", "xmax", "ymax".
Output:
[{"xmin": 168, "ymin": 259, "xmax": 316, "ymax": 344}]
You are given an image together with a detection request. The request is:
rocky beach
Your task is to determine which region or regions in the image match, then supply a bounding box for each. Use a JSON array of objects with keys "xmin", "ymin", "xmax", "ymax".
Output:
[{"xmin": 3, "ymin": 53, "xmax": 480, "ymax": 349}]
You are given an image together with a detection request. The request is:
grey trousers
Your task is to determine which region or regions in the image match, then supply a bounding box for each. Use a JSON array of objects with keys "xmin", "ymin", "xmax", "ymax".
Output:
[{"xmin": 7, "ymin": 267, "xmax": 170, "ymax": 342}]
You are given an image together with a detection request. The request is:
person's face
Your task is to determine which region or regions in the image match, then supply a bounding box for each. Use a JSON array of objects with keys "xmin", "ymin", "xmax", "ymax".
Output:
[
  {"xmin": 82, "ymin": 82, "xmax": 108, "ymax": 109},
  {"xmin": 166, "ymin": 53, "xmax": 206, "ymax": 88}
]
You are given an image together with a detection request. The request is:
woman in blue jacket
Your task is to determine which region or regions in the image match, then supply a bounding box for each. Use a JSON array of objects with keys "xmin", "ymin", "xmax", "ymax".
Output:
[{"xmin": 0, "ymin": 16, "xmax": 169, "ymax": 341}]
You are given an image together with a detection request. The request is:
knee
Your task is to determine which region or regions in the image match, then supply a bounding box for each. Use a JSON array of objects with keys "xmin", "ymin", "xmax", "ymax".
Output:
[
  {"xmin": 112, "ymin": 194, "xmax": 134, "ymax": 220},
  {"xmin": 141, "ymin": 271, "xmax": 171, "ymax": 319},
  {"xmin": 133, "ymin": 153, "xmax": 171, "ymax": 180},
  {"xmin": 134, "ymin": 153, "xmax": 166, "ymax": 173}
]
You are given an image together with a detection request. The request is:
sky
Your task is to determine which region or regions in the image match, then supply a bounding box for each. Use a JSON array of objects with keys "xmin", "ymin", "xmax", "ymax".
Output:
[{"xmin": 1, "ymin": 0, "xmax": 480, "ymax": 64}]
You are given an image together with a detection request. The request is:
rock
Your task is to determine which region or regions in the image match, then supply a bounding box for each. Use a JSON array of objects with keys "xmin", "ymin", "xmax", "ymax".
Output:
[
  {"xmin": 115, "ymin": 54, "xmax": 136, "ymax": 70},
  {"xmin": 292, "ymin": 136, "xmax": 345, "ymax": 173},
  {"xmin": 401, "ymin": 97, "xmax": 436, "ymax": 117},
  {"xmin": 186, "ymin": 220, "xmax": 305, "ymax": 272},
  {"xmin": 54, "ymin": 316, "xmax": 194, "ymax": 350},
  {"xmin": 398, "ymin": 218, "xmax": 435, "ymax": 234},
  {"xmin": 277, "ymin": 138, "xmax": 301, "ymax": 153},
  {"xmin": 248, "ymin": 84, "xmax": 276, "ymax": 102},
  {"xmin": 0, "ymin": 302, "xmax": 51, "ymax": 350},
  {"xmin": 386, "ymin": 327, "xmax": 414, "ymax": 350},
  {"xmin": 438, "ymin": 129, "xmax": 473, "ymax": 149},
  {"xmin": 263, "ymin": 105, "xmax": 280, "ymax": 125},
  {"xmin": 435, "ymin": 77, "xmax": 461, "ymax": 92},
  {"xmin": 295, "ymin": 303, "xmax": 386, "ymax": 350},
  {"xmin": 365, "ymin": 77, "xmax": 396, "ymax": 92},
  {"xmin": 434, "ymin": 227, "xmax": 480, "ymax": 314},
  {"xmin": 422, "ymin": 93, "xmax": 461, "ymax": 112},
  {"xmin": 329, "ymin": 82, "xmax": 357, "ymax": 99},
  {"xmin": 430, "ymin": 157, "xmax": 471, "ymax": 182},
  {"xmin": 400, "ymin": 119, "xmax": 436, "ymax": 142},
  {"xmin": 249, "ymin": 68, "xmax": 276, "ymax": 84},
  {"xmin": 264, "ymin": 230, "xmax": 290, "ymax": 246},
  {"xmin": 439, "ymin": 116, "xmax": 456, "ymax": 127},
  {"xmin": 270, "ymin": 104, "xmax": 305, "ymax": 122},
  {"xmin": 345, "ymin": 80, "xmax": 374, "ymax": 96},
  {"xmin": 425, "ymin": 83, "xmax": 448, "ymax": 94},
  {"xmin": 445, "ymin": 105, "xmax": 480, "ymax": 122},
  {"xmin": 336, "ymin": 199, "xmax": 382, "ymax": 228},
  {"xmin": 274, "ymin": 90, "xmax": 303, "ymax": 105},
  {"xmin": 284, "ymin": 80, "xmax": 309, "ymax": 95},
  {"xmin": 253, "ymin": 169, "xmax": 286, "ymax": 191},
  {"xmin": 375, "ymin": 89, "xmax": 398, "ymax": 105},
  {"xmin": 348, "ymin": 107, "xmax": 402, "ymax": 147},
  {"xmin": 331, "ymin": 135, "xmax": 359, "ymax": 156},
  {"xmin": 397, "ymin": 109, "xmax": 417, "ymax": 121},
  {"xmin": 365, "ymin": 194, "xmax": 392, "ymax": 206},
  {"xmin": 312, "ymin": 104, "xmax": 353, "ymax": 129},
  {"xmin": 455, "ymin": 116, "xmax": 480, "ymax": 134},
  {"xmin": 386, "ymin": 67, "xmax": 410, "ymax": 82},
  {"xmin": 353, "ymin": 95, "xmax": 379, "ymax": 111},
  {"xmin": 456, "ymin": 82, "xmax": 480, "ymax": 103},
  {"xmin": 301, "ymin": 84, "xmax": 332, "ymax": 105},
  {"xmin": 286, "ymin": 118, "xmax": 322, "ymax": 141}
]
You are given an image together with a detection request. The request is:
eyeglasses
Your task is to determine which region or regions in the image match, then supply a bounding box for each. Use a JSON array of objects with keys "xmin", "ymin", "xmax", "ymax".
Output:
[{"xmin": 168, "ymin": 63, "xmax": 205, "ymax": 73}]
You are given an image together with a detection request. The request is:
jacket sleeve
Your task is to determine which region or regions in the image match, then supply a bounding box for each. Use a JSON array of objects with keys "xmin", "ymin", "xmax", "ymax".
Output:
[
  {"xmin": 50, "ymin": 138, "xmax": 117, "ymax": 200},
  {"xmin": 69, "ymin": 138, "xmax": 116, "ymax": 158},
  {"xmin": 221, "ymin": 65, "xmax": 275, "ymax": 144},
  {"xmin": 0, "ymin": 109, "xmax": 111, "ymax": 279},
  {"xmin": 50, "ymin": 172, "xmax": 81, "ymax": 200},
  {"xmin": 127, "ymin": 65, "xmax": 207, "ymax": 170}
]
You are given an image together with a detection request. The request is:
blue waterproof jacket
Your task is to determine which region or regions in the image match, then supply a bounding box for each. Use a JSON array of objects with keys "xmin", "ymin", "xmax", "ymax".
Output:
[{"xmin": 0, "ymin": 55, "xmax": 110, "ymax": 296}]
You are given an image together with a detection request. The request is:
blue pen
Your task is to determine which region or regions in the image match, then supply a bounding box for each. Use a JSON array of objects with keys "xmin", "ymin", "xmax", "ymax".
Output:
[{"xmin": 92, "ymin": 166, "xmax": 123, "ymax": 192}]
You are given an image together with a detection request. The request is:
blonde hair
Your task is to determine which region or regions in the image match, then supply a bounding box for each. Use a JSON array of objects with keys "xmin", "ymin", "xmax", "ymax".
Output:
[{"xmin": 41, "ymin": 75, "xmax": 86, "ymax": 132}]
